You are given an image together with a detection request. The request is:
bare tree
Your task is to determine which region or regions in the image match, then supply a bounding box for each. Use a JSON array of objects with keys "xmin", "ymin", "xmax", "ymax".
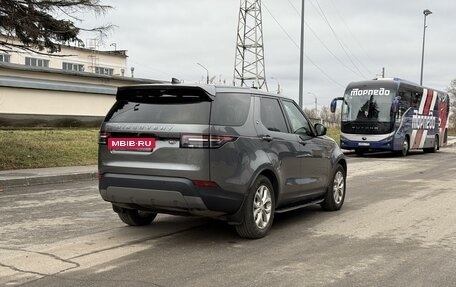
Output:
[
  {"xmin": 304, "ymin": 107, "xmax": 318, "ymax": 121},
  {"xmin": 0, "ymin": 0, "xmax": 112, "ymax": 53},
  {"xmin": 319, "ymin": 105, "xmax": 331, "ymax": 124},
  {"xmin": 447, "ymin": 79, "xmax": 456, "ymax": 129}
]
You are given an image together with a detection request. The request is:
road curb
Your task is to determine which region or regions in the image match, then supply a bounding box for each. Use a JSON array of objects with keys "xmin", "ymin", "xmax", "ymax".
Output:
[{"xmin": 0, "ymin": 172, "xmax": 98, "ymax": 189}]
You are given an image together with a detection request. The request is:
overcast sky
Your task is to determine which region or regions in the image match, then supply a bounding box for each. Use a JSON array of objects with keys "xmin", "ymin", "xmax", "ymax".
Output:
[{"xmin": 79, "ymin": 0, "xmax": 456, "ymax": 109}]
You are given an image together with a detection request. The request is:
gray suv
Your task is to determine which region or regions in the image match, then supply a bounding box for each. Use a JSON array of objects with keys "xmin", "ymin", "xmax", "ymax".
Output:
[{"xmin": 98, "ymin": 84, "xmax": 347, "ymax": 238}]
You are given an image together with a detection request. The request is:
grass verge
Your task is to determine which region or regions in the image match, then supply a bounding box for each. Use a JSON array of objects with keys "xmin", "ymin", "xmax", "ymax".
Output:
[
  {"xmin": 0, "ymin": 126, "xmax": 343, "ymax": 170},
  {"xmin": 326, "ymin": 127, "xmax": 341, "ymax": 144},
  {"xmin": 0, "ymin": 129, "xmax": 98, "ymax": 170}
]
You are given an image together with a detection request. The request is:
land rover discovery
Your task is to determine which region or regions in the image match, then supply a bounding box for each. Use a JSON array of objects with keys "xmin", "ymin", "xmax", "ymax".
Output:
[{"xmin": 98, "ymin": 84, "xmax": 347, "ymax": 238}]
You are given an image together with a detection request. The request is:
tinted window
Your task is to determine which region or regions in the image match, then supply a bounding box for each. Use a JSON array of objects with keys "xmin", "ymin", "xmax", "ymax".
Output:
[
  {"xmin": 398, "ymin": 88, "xmax": 412, "ymax": 115},
  {"xmin": 282, "ymin": 100, "xmax": 312, "ymax": 136},
  {"xmin": 106, "ymin": 97, "xmax": 211, "ymax": 124},
  {"xmin": 260, "ymin": 98, "xmax": 288, "ymax": 133},
  {"xmin": 211, "ymin": 93, "xmax": 251, "ymax": 126}
]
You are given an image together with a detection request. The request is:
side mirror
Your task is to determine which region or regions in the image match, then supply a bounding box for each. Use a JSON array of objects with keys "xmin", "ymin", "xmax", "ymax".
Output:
[
  {"xmin": 330, "ymin": 98, "xmax": 337, "ymax": 113},
  {"xmin": 314, "ymin": 123, "xmax": 327, "ymax": 136},
  {"xmin": 330, "ymin": 97, "xmax": 344, "ymax": 113}
]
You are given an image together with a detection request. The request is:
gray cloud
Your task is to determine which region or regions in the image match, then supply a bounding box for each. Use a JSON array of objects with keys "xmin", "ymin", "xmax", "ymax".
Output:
[{"xmin": 80, "ymin": 0, "xmax": 455, "ymax": 108}]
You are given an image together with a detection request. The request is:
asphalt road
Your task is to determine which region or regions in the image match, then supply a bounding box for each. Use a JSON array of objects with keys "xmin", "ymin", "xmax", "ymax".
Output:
[{"xmin": 1, "ymin": 147, "xmax": 456, "ymax": 287}]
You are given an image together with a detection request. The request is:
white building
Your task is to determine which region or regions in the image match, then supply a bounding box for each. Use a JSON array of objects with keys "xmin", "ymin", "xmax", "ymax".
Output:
[{"xmin": 0, "ymin": 35, "xmax": 164, "ymax": 127}]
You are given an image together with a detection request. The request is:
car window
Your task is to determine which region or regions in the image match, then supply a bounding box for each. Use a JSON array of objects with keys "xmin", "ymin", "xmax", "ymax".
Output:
[
  {"xmin": 211, "ymin": 93, "xmax": 251, "ymax": 126},
  {"xmin": 282, "ymin": 100, "xmax": 313, "ymax": 136},
  {"xmin": 260, "ymin": 97, "xmax": 288, "ymax": 133},
  {"xmin": 106, "ymin": 98, "xmax": 211, "ymax": 124}
]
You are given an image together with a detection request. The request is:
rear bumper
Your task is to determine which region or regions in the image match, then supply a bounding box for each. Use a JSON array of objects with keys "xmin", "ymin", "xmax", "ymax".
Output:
[{"xmin": 99, "ymin": 173, "xmax": 244, "ymax": 215}]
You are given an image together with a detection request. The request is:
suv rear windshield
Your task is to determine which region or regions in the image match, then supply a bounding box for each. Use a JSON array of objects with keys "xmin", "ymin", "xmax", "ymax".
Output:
[
  {"xmin": 106, "ymin": 91, "xmax": 251, "ymax": 126},
  {"xmin": 106, "ymin": 94, "xmax": 211, "ymax": 124}
]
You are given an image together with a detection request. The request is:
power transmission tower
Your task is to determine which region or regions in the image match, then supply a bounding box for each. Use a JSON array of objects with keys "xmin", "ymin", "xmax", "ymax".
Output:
[{"xmin": 233, "ymin": 0, "xmax": 268, "ymax": 91}]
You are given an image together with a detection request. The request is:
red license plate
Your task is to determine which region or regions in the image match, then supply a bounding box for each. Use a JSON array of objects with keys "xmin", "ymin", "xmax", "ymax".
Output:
[{"xmin": 108, "ymin": 138, "xmax": 156, "ymax": 151}]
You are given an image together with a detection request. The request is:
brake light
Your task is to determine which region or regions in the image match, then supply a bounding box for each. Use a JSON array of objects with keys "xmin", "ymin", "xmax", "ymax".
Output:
[
  {"xmin": 180, "ymin": 134, "xmax": 237, "ymax": 148},
  {"xmin": 99, "ymin": 132, "xmax": 111, "ymax": 144}
]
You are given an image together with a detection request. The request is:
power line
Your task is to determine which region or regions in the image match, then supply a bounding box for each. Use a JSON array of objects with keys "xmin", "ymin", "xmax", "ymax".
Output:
[
  {"xmin": 305, "ymin": 21, "xmax": 361, "ymax": 78},
  {"xmin": 311, "ymin": 0, "xmax": 367, "ymax": 79},
  {"xmin": 286, "ymin": 0, "xmax": 363, "ymax": 78},
  {"xmin": 327, "ymin": 0, "xmax": 375, "ymax": 76},
  {"xmin": 263, "ymin": 3, "xmax": 299, "ymax": 47},
  {"xmin": 263, "ymin": 1, "xmax": 344, "ymax": 88},
  {"xmin": 287, "ymin": 0, "xmax": 301, "ymax": 16}
]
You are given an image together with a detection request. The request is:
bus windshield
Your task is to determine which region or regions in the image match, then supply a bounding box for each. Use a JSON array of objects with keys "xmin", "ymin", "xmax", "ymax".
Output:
[{"xmin": 342, "ymin": 88, "xmax": 395, "ymax": 122}]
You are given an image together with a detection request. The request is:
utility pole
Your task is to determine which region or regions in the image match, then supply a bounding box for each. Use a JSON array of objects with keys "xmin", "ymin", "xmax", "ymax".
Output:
[
  {"xmin": 382, "ymin": 67, "xmax": 385, "ymax": 78},
  {"xmin": 298, "ymin": 0, "xmax": 305, "ymax": 108},
  {"xmin": 233, "ymin": 0, "xmax": 268, "ymax": 91}
]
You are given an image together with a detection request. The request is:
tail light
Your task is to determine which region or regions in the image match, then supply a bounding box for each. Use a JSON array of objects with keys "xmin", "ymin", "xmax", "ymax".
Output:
[
  {"xmin": 181, "ymin": 134, "xmax": 237, "ymax": 149},
  {"xmin": 99, "ymin": 132, "xmax": 111, "ymax": 144}
]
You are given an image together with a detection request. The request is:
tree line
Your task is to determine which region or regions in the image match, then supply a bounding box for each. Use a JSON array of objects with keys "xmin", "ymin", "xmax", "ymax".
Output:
[{"xmin": 447, "ymin": 80, "xmax": 456, "ymax": 131}]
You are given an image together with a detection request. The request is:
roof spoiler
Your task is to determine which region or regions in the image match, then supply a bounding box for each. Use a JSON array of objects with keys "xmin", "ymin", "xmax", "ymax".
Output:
[{"xmin": 116, "ymin": 84, "xmax": 216, "ymax": 101}]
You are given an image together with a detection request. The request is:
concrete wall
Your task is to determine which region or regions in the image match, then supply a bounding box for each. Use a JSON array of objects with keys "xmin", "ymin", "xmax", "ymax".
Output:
[
  {"xmin": 0, "ymin": 66, "xmax": 163, "ymax": 128},
  {"xmin": 0, "ymin": 87, "xmax": 115, "ymax": 117}
]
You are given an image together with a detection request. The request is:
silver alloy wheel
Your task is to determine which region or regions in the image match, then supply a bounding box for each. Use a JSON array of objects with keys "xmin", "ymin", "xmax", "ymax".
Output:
[
  {"xmin": 333, "ymin": 171, "xmax": 345, "ymax": 205},
  {"xmin": 253, "ymin": 185, "xmax": 272, "ymax": 229},
  {"xmin": 402, "ymin": 139, "xmax": 409, "ymax": 155}
]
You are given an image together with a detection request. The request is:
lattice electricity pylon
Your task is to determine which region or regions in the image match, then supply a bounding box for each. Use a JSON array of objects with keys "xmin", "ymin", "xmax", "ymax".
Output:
[{"xmin": 233, "ymin": 0, "xmax": 268, "ymax": 91}]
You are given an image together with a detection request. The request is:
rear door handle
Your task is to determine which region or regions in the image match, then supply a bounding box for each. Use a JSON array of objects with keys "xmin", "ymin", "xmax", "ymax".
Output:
[{"xmin": 262, "ymin": 135, "xmax": 273, "ymax": 142}]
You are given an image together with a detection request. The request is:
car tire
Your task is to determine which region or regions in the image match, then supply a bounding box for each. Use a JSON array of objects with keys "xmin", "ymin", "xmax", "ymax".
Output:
[
  {"xmin": 118, "ymin": 209, "xmax": 157, "ymax": 226},
  {"xmin": 321, "ymin": 164, "xmax": 346, "ymax": 211},
  {"xmin": 235, "ymin": 175, "xmax": 275, "ymax": 239},
  {"xmin": 398, "ymin": 137, "xmax": 409, "ymax": 157}
]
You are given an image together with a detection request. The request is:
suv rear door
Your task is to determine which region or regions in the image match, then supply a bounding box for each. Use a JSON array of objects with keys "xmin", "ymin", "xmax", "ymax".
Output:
[{"xmin": 99, "ymin": 85, "xmax": 213, "ymax": 181}]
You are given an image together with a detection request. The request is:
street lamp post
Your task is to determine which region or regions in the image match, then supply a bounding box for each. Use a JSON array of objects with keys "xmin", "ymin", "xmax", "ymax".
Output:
[
  {"xmin": 270, "ymin": 77, "xmax": 281, "ymax": 94},
  {"xmin": 197, "ymin": 63, "xmax": 209, "ymax": 84},
  {"xmin": 420, "ymin": 9, "xmax": 432, "ymax": 86}
]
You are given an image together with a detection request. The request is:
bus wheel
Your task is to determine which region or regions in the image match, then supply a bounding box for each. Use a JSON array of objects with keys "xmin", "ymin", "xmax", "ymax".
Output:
[
  {"xmin": 399, "ymin": 138, "xmax": 409, "ymax": 157},
  {"xmin": 423, "ymin": 136, "xmax": 438, "ymax": 153}
]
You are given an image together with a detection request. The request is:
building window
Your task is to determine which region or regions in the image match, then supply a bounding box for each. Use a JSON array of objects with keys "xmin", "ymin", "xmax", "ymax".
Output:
[
  {"xmin": 0, "ymin": 54, "xmax": 10, "ymax": 63},
  {"xmin": 25, "ymin": 57, "xmax": 49, "ymax": 68},
  {"xmin": 94, "ymin": 66, "xmax": 114, "ymax": 76},
  {"xmin": 62, "ymin": 62, "xmax": 84, "ymax": 72}
]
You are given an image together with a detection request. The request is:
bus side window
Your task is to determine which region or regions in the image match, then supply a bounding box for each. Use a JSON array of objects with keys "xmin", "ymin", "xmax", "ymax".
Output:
[
  {"xmin": 411, "ymin": 91, "xmax": 421, "ymax": 108},
  {"xmin": 398, "ymin": 89, "xmax": 412, "ymax": 115}
]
